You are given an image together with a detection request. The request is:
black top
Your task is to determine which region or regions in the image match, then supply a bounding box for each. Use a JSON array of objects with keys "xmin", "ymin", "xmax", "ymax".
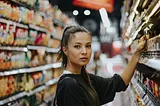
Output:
[{"xmin": 54, "ymin": 73, "xmax": 128, "ymax": 106}]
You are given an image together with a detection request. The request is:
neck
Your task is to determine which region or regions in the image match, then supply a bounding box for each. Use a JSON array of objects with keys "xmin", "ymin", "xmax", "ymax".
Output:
[{"xmin": 66, "ymin": 63, "xmax": 82, "ymax": 74}]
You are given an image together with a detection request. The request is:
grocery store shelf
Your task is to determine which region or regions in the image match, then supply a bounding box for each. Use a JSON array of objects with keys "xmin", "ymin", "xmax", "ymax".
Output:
[
  {"xmin": 131, "ymin": 22, "xmax": 145, "ymax": 40},
  {"xmin": 51, "ymin": 34, "xmax": 62, "ymax": 40},
  {"xmin": 45, "ymin": 78, "xmax": 59, "ymax": 86},
  {"xmin": 136, "ymin": 63, "xmax": 160, "ymax": 81},
  {"xmin": 0, "ymin": 18, "xmax": 28, "ymax": 29},
  {"xmin": 144, "ymin": 0, "xmax": 160, "ymax": 22},
  {"xmin": 9, "ymin": 0, "xmax": 38, "ymax": 10},
  {"xmin": 29, "ymin": 24, "xmax": 48, "ymax": 33},
  {"xmin": 44, "ymin": 95, "xmax": 55, "ymax": 103},
  {"xmin": 131, "ymin": 80, "xmax": 145, "ymax": 100},
  {"xmin": 27, "ymin": 85, "xmax": 46, "ymax": 96},
  {"xmin": 0, "ymin": 46, "xmax": 28, "ymax": 52},
  {"xmin": 46, "ymin": 47, "xmax": 60, "ymax": 53},
  {"xmin": 27, "ymin": 45, "xmax": 60, "ymax": 53},
  {"xmin": 0, "ymin": 62, "xmax": 62, "ymax": 76},
  {"xmin": 39, "ymin": 102, "xmax": 46, "ymax": 106},
  {"xmin": 27, "ymin": 45, "xmax": 46, "ymax": 50},
  {"xmin": 0, "ymin": 18, "xmax": 13, "ymax": 24},
  {"xmin": 27, "ymin": 78, "xmax": 59, "ymax": 97},
  {"xmin": 0, "ymin": 91, "xmax": 27, "ymax": 105},
  {"xmin": 39, "ymin": 89, "xmax": 56, "ymax": 106},
  {"xmin": 52, "ymin": 62, "xmax": 62, "ymax": 68},
  {"xmin": 0, "ymin": 18, "xmax": 49, "ymax": 33},
  {"xmin": 130, "ymin": 85, "xmax": 139, "ymax": 106},
  {"xmin": 0, "ymin": 77, "xmax": 59, "ymax": 105},
  {"xmin": 131, "ymin": 79, "xmax": 160, "ymax": 106},
  {"xmin": 39, "ymin": 94, "xmax": 55, "ymax": 106},
  {"xmin": 16, "ymin": 23, "xmax": 28, "ymax": 29},
  {"xmin": 0, "ymin": 46, "xmax": 60, "ymax": 53},
  {"xmin": 139, "ymin": 80, "xmax": 160, "ymax": 105},
  {"xmin": 125, "ymin": 0, "xmax": 160, "ymax": 46},
  {"xmin": 139, "ymin": 58, "xmax": 160, "ymax": 71},
  {"xmin": 53, "ymin": 19, "xmax": 64, "ymax": 27}
]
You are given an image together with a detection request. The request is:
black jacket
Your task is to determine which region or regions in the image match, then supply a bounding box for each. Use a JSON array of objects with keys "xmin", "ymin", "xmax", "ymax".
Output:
[{"xmin": 54, "ymin": 73, "xmax": 128, "ymax": 106}]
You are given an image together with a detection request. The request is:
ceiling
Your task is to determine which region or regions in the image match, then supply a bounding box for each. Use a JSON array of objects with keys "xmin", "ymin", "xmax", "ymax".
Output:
[{"xmin": 49, "ymin": 0, "xmax": 124, "ymax": 39}]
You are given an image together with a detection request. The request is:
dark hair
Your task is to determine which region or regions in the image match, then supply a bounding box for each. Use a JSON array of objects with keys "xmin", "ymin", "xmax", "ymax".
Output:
[
  {"xmin": 57, "ymin": 25, "xmax": 91, "ymax": 84},
  {"xmin": 57, "ymin": 25, "xmax": 91, "ymax": 67}
]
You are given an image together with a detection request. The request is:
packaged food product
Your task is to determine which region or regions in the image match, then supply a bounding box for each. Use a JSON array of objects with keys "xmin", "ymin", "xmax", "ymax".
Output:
[
  {"xmin": 0, "ymin": 22, "xmax": 9, "ymax": 45},
  {"xmin": 7, "ymin": 75, "xmax": 17, "ymax": 96},
  {"xmin": 0, "ymin": 51, "xmax": 11, "ymax": 71},
  {"xmin": 13, "ymin": 27, "xmax": 28, "ymax": 46},
  {"xmin": 10, "ymin": 7, "xmax": 20, "ymax": 21},
  {"xmin": 28, "ymin": 10, "xmax": 34, "ymax": 24},
  {"xmin": 31, "ymin": 72, "xmax": 44, "ymax": 87},
  {"xmin": 17, "ymin": 74, "xmax": 27, "ymax": 91},
  {"xmin": 1, "ymin": 2, "xmax": 12, "ymax": 18},
  {"xmin": 27, "ymin": 0, "xmax": 37, "ymax": 6},
  {"xmin": 19, "ymin": 7, "xmax": 29, "ymax": 23},
  {"xmin": 29, "ymin": 50, "xmax": 45, "ymax": 67},
  {"xmin": 10, "ymin": 52, "xmax": 26, "ymax": 69},
  {"xmin": 43, "ymin": 70, "xmax": 53, "ymax": 82},
  {"xmin": 28, "ymin": 29, "xmax": 38, "ymax": 45},
  {"xmin": 0, "ymin": 77, "xmax": 8, "ymax": 98},
  {"xmin": 35, "ymin": 32, "xmax": 48, "ymax": 46},
  {"xmin": 7, "ymin": 25, "xmax": 15, "ymax": 45},
  {"xmin": 25, "ymin": 74, "xmax": 34, "ymax": 91},
  {"xmin": 34, "ymin": 12, "xmax": 43, "ymax": 26}
]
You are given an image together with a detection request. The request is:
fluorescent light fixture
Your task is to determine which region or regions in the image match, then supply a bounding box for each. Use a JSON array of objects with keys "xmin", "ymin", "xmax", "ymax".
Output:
[
  {"xmin": 73, "ymin": 10, "xmax": 79, "ymax": 15},
  {"xmin": 84, "ymin": 10, "xmax": 90, "ymax": 15},
  {"xmin": 99, "ymin": 8, "xmax": 110, "ymax": 28}
]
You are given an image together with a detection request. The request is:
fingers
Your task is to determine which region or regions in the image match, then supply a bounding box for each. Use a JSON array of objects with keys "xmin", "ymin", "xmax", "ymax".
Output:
[
  {"xmin": 136, "ymin": 39, "xmax": 147, "ymax": 53},
  {"xmin": 142, "ymin": 40, "xmax": 147, "ymax": 51},
  {"xmin": 139, "ymin": 35, "xmax": 149, "ymax": 51},
  {"xmin": 140, "ymin": 35, "xmax": 146, "ymax": 42},
  {"xmin": 140, "ymin": 40, "xmax": 147, "ymax": 52}
]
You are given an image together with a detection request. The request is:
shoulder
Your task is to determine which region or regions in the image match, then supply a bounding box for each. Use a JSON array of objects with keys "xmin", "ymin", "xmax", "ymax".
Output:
[
  {"xmin": 89, "ymin": 73, "xmax": 103, "ymax": 81},
  {"xmin": 57, "ymin": 75, "xmax": 83, "ymax": 96},
  {"xmin": 58, "ymin": 75, "xmax": 79, "ymax": 89}
]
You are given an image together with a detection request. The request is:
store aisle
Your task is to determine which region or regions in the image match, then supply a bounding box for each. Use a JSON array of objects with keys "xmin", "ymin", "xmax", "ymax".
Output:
[{"xmin": 96, "ymin": 55, "xmax": 132, "ymax": 106}]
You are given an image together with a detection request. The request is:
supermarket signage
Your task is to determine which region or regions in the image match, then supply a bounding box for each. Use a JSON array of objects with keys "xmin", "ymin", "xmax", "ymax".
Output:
[{"xmin": 73, "ymin": 0, "xmax": 114, "ymax": 13}]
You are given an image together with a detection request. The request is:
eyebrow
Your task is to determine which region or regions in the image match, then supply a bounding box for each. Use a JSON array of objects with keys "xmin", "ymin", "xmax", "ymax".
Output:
[{"xmin": 74, "ymin": 42, "xmax": 91, "ymax": 44}]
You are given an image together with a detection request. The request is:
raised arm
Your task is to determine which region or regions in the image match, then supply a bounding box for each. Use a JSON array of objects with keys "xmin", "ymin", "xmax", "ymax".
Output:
[{"xmin": 121, "ymin": 39, "xmax": 147, "ymax": 85}]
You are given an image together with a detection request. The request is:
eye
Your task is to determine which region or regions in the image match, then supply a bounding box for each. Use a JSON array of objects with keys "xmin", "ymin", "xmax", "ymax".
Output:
[
  {"xmin": 74, "ymin": 45, "xmax": 81, "ymax": 49},
  {"xmin": 86, "ymin": 45, "xmax": 91, "ymax": 48}
]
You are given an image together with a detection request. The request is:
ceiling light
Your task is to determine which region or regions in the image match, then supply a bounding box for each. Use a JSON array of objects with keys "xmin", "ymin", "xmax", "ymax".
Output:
[
  {"xmin": 73, "ymin": 10, "xmax": 79, "ymax": 15},
  {"xmin": 84, "ymin": 10, "xmax": 90, "ymax": 15},
  {"xmin": 99, "ymin": 8, "xmax": 110, "ymax": 28}
]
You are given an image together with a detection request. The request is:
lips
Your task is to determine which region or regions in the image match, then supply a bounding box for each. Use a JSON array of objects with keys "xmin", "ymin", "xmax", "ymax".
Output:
[
  {"xmin": 80, "ymin": 57, "xmax": 88, "ymax": 59},
  {"xmin": 80, "ymin": 57, "xmax": 88, "ymax": 61}
]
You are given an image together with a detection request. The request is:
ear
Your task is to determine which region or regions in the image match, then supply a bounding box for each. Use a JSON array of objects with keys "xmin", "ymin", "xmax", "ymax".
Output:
[{"xmin": 62, "ymin": 46, "xmax": 68, "ymax": 56}]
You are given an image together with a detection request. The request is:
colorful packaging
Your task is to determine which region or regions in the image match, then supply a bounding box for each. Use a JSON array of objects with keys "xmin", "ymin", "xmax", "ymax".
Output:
[
  {"xmin": 28, "ymin": 29, "xmax": 38, "ymax": 45},
  {"xmin": 13, "ymin": 27, "xmax": 28, "ymax": 46},
  {"xmin": 0, "ymin": 51, "xmax": 11, "ymax": 71},
  {"xmin": 35, "ymin": 32, "xmax": 48, "ymax": 46}
]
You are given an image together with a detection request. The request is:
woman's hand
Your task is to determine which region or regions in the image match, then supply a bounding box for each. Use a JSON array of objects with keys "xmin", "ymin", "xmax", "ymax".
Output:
[{"xmin": 135, "ymin": 36, "xmax": 148, "ymax": 53}]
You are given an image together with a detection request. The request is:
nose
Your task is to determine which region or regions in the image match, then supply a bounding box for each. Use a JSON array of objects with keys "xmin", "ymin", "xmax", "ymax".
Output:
[{"xmin": 81, "ymin": 47, "xmax": 87, "ymax": 55}]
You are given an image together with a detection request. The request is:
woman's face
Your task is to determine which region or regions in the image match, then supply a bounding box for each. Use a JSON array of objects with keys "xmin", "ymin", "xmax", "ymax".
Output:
[{"xmin": 65, "ymin": 32, "xmax": 92, "ymax": 67}]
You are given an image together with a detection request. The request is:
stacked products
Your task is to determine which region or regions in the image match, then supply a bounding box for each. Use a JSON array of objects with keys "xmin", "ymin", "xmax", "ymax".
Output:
[
  {"xmin": 121, "ymin": 0, "xmax": 160, "ymax": 105},
  {"xmin": 0, "ymin": 0, "xmax": 76, "ymax": 106}
]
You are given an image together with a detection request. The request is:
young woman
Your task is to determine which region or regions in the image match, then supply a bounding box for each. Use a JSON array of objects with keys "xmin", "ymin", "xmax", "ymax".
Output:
[{"xmin": 53, "ymin": 26, "xmax": 147, "ymax": 106}]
